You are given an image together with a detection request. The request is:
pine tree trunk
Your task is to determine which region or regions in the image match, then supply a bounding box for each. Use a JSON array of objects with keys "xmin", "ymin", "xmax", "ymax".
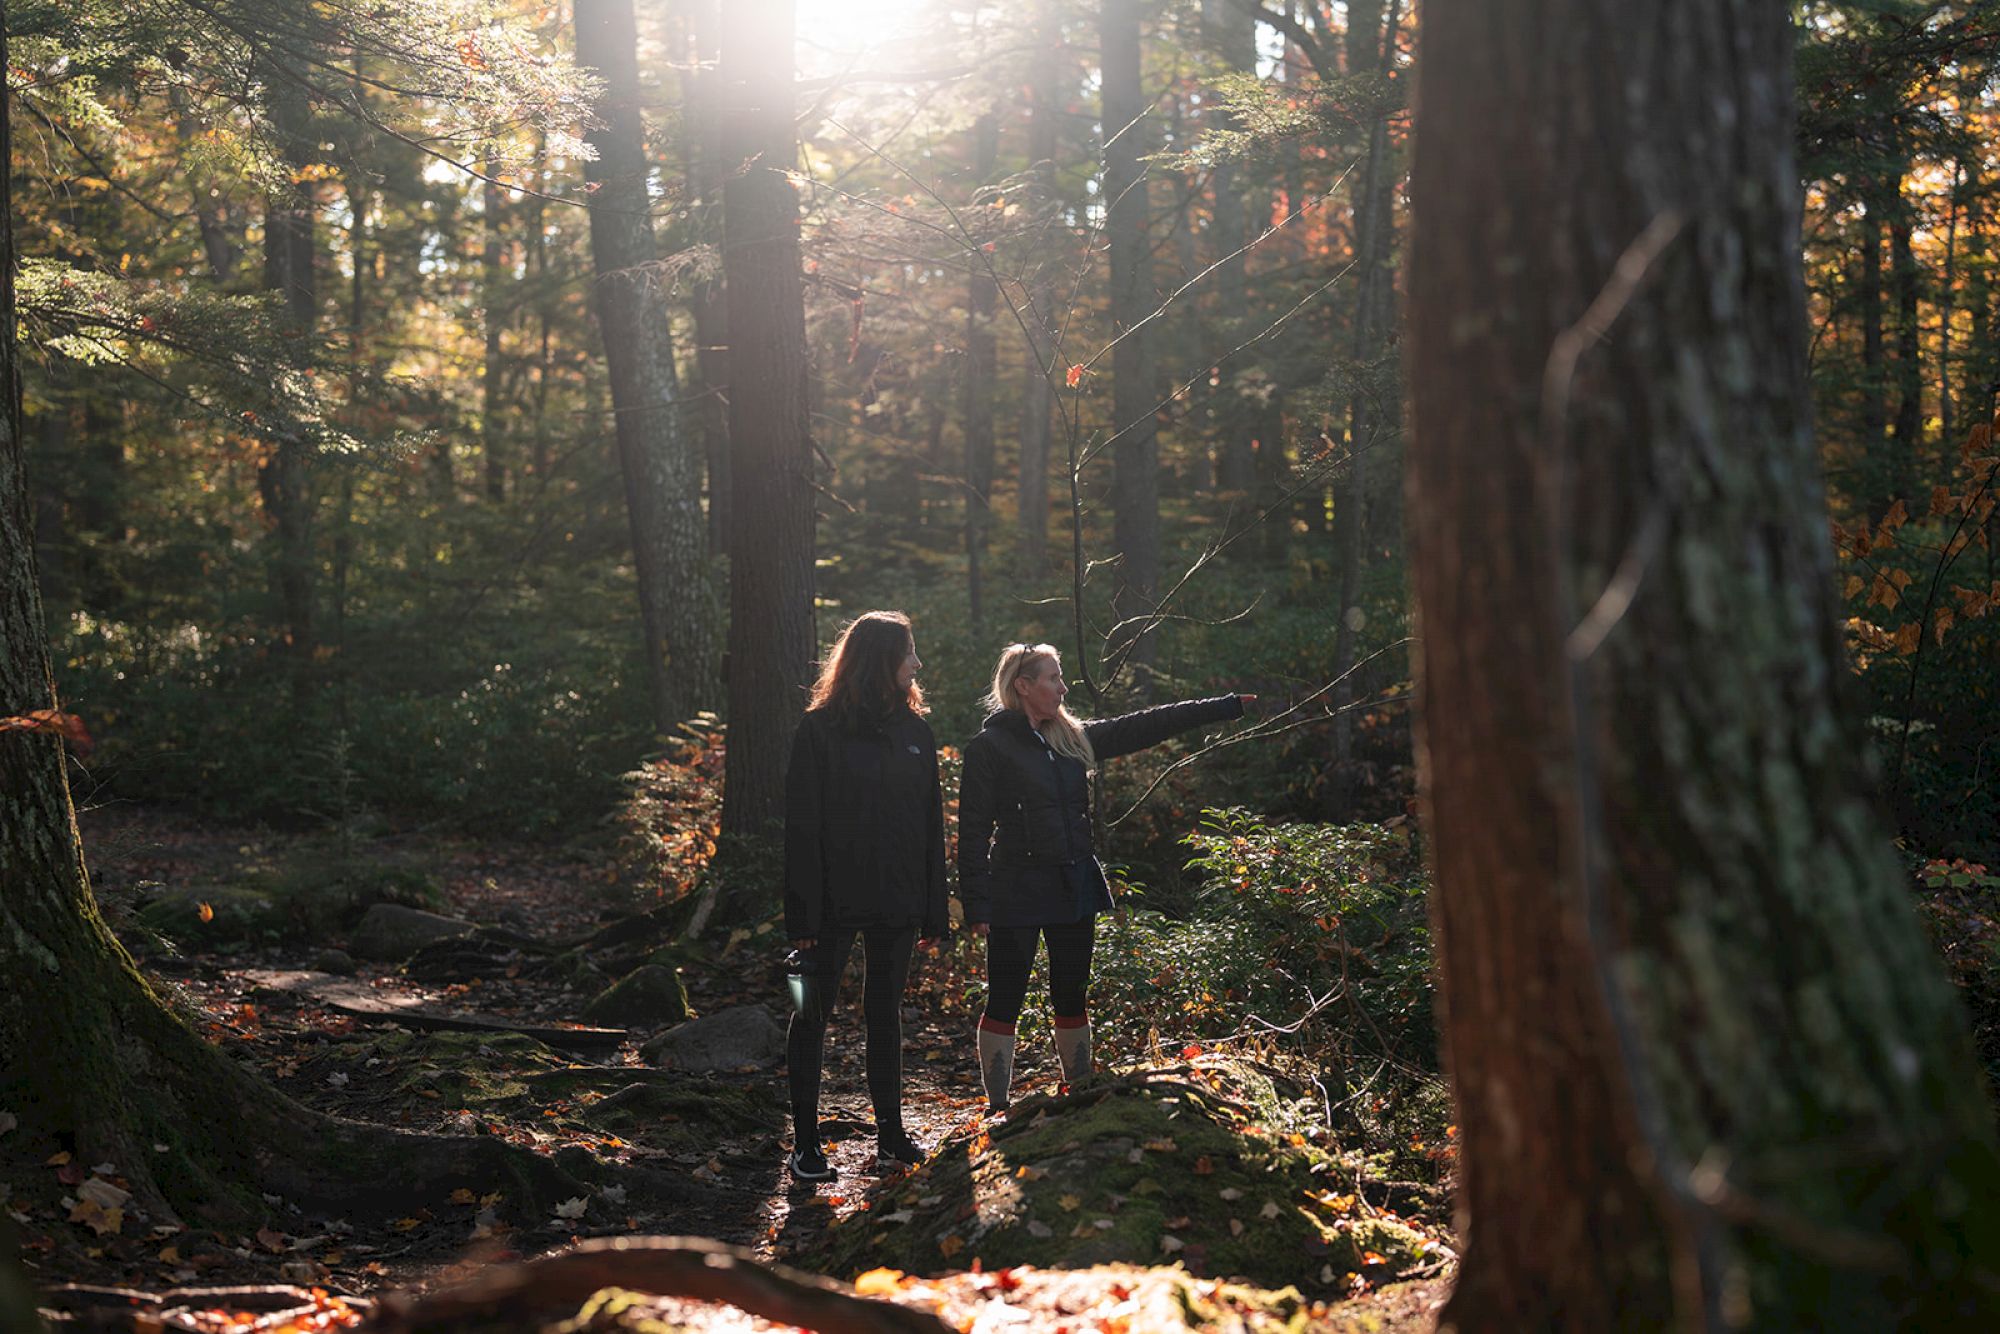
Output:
[
  {"xmin": 718, "ymin": 0, "xmax": 816, "ymax": 838},
  {"xmin": 685, "ymin": 0, "xmax": 732, "ymax": 556},
  {"xmin": 259, "ymin": 66, "xmax": 318, "ymax": 706},
  {"xmin": 1329, "ymin": 0, "xmax": 1398, "ymax": 816},
  {"xmin": 1016, "ymin": 0, "xmax": 1060, "ymax": 578},
  {"xmin": 964, "ymin": 113, "xmax": 999, "ymax": 634},
  {"xmin": 1101, "ymin": 0, "xmax": 1161, "ymax": 685},
  {"xmin": 1891, "ymin": 188, "xmax": 1922, "ymax": 499},
  {"xmin": 1202, "ymin": 0, "xmax": 1257, "ymax": 497},
  {"xmin": 481, "ymin": 158, "xmax": 509, "ymax": 503},
  {"xmin": 1407, "ymin": 4, "xmax": 2000, "ymax": 1329},
  {"xmin": 1859, "ymin": 187, "xmax": 1889, "ymax": 521},
  {"xmin": 577, "ymin": 0, "xmax": 720, "ymax": 734}
]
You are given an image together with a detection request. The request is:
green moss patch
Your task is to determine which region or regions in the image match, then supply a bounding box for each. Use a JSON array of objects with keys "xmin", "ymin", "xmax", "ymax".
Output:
[{"xmin": 806, "ymin": 1071, "xmax": 1441, "ymax": 1293}]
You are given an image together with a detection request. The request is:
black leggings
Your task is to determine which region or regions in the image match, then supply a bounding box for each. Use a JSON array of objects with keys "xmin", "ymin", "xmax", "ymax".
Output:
[
  {"xmin": 786, "ymin": 925, "xmax": 916, "ymax": 1144},
  {"xmin": 982, "ymin": 916, "xmax": 1095, "ymax": 1027}
]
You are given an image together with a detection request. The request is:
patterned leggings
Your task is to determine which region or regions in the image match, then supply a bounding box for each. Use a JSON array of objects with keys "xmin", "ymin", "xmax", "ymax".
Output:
[
  {"xmin": 786, "ymin": 925, "xmax": 915, "ymax": 1143},
  {"xmin": 981, "ymin": 916, "xmax": 1095, "ymax": 1027}
]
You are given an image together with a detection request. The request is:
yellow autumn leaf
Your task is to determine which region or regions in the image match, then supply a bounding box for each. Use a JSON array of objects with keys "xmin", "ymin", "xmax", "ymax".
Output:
[
  {"xmin": 1058, "ymin": 1194, "xmax": 1081, "ymax": 1211},
  {"xmin": 393, "ymin": 1217, "xmax": 422, "ymax": 1231},
  {"xmin": 449, "ymin": 1189, "xmax": 477, "ymax": 1205},
  {"xmin": 854, "ymin": 1267, "xmax": 907, "ymax": 1296}
]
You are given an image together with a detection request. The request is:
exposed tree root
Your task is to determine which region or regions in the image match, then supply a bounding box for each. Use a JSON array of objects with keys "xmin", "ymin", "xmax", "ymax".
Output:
[{"xmin": 362, "ymin": 1237, "xmax": 954, "ymax": 1334}]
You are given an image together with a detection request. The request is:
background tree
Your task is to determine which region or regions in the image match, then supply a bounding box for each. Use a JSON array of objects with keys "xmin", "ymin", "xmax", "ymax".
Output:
[
  {"xmin": 719, "ymin": 0, "xmax": 816, "ymax": 838},
  {"xmin": 1407, "ymin": 2, "xmax": 2000, "ymax": 1328},
  {"xmin": 576, "ymin": 0, "xmax": 719, "ymax": 735}
]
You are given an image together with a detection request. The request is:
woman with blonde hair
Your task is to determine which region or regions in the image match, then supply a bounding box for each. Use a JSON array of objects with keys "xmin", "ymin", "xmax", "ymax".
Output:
[
  {"xmin": 782, "ymin": 611, "xmax": 946, "ymax": 1180},
  {"xmin": 957, "ymin": 642, "xmax": 1250, "ymax": 1111}
]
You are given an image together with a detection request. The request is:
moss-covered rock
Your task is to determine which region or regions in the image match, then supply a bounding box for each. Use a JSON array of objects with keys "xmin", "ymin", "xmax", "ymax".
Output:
[
  {"xmin": 805, "ymin": 1071, "xmax": 1441, "ymax": 1293},
  {"xmin": 582, "ymin": 964, "xmax": 691, "ymax": 1027},
  {"xmin": 138, "ymin": 884, "xmax": 286, "ymax": 944}
]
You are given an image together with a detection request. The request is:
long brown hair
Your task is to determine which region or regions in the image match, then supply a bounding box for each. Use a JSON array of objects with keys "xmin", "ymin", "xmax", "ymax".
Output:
[
  {"xmin": 808, "ymin": 611, "xmax": 925, "ymax": 722},
  {"xmin": 987, "ymin": 643, "xmax": 1093, "ymax": 769}
]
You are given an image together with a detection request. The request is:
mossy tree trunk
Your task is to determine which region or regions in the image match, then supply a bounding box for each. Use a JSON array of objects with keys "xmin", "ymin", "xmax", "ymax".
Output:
[{"xmin": 1405, "ymin": 4, "xmax": 2000, "ymax": 1330}]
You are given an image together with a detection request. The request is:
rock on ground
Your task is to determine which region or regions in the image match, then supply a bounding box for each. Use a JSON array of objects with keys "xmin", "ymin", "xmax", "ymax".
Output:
[
  {"xmin": 349, "ymin": 903, "xmax": 478, "ymax": 962},
  {"xmin": 643, "ymin": 1004, "xmax": 787, "ymax": 1073}
]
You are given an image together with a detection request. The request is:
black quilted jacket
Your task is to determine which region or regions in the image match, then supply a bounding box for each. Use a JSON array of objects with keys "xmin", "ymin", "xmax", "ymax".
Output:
[{"xmin": 956, "ymin": 695, "xmax": 1244, "ymax": 927}]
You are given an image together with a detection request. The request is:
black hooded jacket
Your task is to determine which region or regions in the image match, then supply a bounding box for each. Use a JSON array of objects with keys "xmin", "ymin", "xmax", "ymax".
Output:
[
  {"xmin": 784, "ymin": 703, "xmax": 948, "ymax": 940},
  {"xmin": 956, "ymin": 694, "xmax": 1244, "ymax": 928}
]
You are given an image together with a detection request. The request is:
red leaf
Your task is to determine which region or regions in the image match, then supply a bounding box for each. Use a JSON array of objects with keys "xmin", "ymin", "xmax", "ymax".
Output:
[{"xmin": 0, "ymin": 709, "xmax": 94, "ymax": 757}]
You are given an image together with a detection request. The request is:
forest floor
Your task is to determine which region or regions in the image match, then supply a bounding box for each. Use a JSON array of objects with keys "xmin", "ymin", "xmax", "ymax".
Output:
[{"xmin": 6, "ymin": 803, "xmax": 1454, "ymax": 1333}]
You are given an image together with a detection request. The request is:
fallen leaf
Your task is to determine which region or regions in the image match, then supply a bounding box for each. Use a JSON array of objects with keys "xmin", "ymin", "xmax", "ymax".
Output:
[
  {"xmin": 1015, "ymin": 1164, "xmax": 1045, "ymax": 1181},
  {"xmin": 68, "ymin": 1198, "xmax": 123, "ymax": 1236},
  {"xmin": 197, "ymin": 902, "xmax": 215, "ymax": 923},
  {"xmin": 938, "ymin": 1234, "xmax": 964, "ymax": 1258},
  {"xmin": 1058, "ymin": 1194, "xmax": 1081, "ymax": 1212},
  {"xmin": 449, "ymin": 1189, "xmax": 477, "ymax": 1205},
  {"xmin": 1027, "ymin": 1220, "xmax": 1053, "ymax": 1238},
  {"xmin": 256, "ymin": 1227, "xmax": 287, "ymax": 1253},
  {"xmin": 1260, "ymin": 1201, "xmax": 1282, "ymax": 1220},
  {"xmin": 551, "ymin": 1197, "xmax": 588, "ymax": 1220},
  {"xmin": 392, "ymin": 1217, "xmax": 422, "ymax": 1232},
  {"xmin": 1160, "ymin": 1234, "xmax": 1185, "ymax": 1253},
  {"xmin": 0, "ymin": 1112, "xmax": 19, "ymax": 1137},
  {"xmin": 76, "ymin": 1179, "xmax": 129, "ymax": 1210},
  {"xmin": 854, "ymin": 1268, "xmax": 907, "ymax": 1296},
  {"xmin": 1218, "ymin": 1187, "xmax": 1243, "ymax": 1202},
  {"xmin": 1142, "ymin": 1138, "xmax": 1177, "ymax": 1153},
  {"xmin": 158, "ymin": 1245, "xmax": 181, "ymax": 1265},
  {"xmin": 1229, "ymin": 1218, "xmax": 1245, "ymax": 1237},
  {"xmin": 1193, "ymin": 1156, "xmax": 1213, "ymax": 1175}
]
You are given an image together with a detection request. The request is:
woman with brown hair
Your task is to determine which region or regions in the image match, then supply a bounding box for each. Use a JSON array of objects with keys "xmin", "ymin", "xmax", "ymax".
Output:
[
  {"xmin": 957, "ymin": 642, "xmax": 1250, "ymax": 1112},
  {"xmin": 782, "ymin": 610, "xmax": 946, "ymax": 1180}
]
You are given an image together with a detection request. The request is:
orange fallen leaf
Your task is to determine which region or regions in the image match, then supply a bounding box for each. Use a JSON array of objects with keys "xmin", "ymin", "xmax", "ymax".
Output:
[
  {"xmin": 938, "ymin": 1234, "xmax": 965, "ymax": 1258},
  {"xmin": 198, "ymin": 902, "xmax": 215, "ymax": 923}
]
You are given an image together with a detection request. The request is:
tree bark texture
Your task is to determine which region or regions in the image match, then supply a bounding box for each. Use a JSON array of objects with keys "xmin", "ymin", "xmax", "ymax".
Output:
[
  {"xmin": 576, "ymin": 0, "xmax": 720, "ymax": 734},
  {"xmin": 1406, "ymin": 5, "xmax": 2000, "ymax": 1330},
  {"xmin": 1101, "ymin": 0, "xmax": 1161, "ymax": 682},
  {"xmin": 964, "ymin": 113, "xmax": 999, "ymax": 634},
  {"xmin": 719, "ymin": 0, "xmax": 816, "ymax": 838}
]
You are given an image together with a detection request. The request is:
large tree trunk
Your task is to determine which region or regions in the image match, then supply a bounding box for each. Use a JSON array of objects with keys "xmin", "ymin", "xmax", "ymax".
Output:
[
  {"xmin": 1017, "ymin": 0, "xmax": 1059, "ymax": 578},
  {"xmin": 259, "ymin": 66, "xmax": 318, "ymax": 706},
  {"xmin": 1406, "ymin": 5, "xmax": 2000, "ymax": 1330},
  {"xmin": 1101, "ymin": 0, "xmax": 1161, "ymax": 685},
  {"xmin": 964, "ymin": 112, "xmax": 999, "ymax": 634},
  {"xmin": 718, "ymin": 0, "xmax": 816, "ymax": 839},
  {"xmin": 576, "ymin": 0, "xmax": 720, "ymax": 734}
]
